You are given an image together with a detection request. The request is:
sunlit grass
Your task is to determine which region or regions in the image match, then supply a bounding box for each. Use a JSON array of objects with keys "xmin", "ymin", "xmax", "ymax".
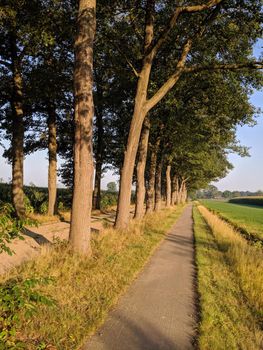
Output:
[
  {"xmin": 1, "ymin": 206, "xmax": 184, "ymax": 350},
  {"xmin": 194, "ymin": 205, "xmax": 263, "ymax": 350},
  {"xmin": 201, "ymin": 200, "xmax": 263, "ymax": 240}
]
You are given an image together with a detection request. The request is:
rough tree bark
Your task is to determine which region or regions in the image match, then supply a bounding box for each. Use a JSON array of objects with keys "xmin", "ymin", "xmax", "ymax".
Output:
[
  {"xmin": 146, "ymin": 136, "xmax": 160, "ymax": 213},
  {"xmin": 69, "ymin": 0, "xmax": 96, "ymax": 254},
  {"xmin": 134, "ymin": 116, "xmax": 150, "ymax": 219},
  {"xmin": 177, "ymin": 178, "xmax": 186, "ymax": 205},
  {"xmin": 10, "ymin": 32, "xmax": 25, "ymax": 218},
  {"xmin": 154, "ymin": 155, "xmax": 163, "ymax": 211},
  {"xmin": 181, "ymin": 181, "xmax": 187, "ymax": 204},
  {"xmin": 165, "ymin": 165, "xmax": 171, "ymax": 207},
  {"xmin": 115, "ymin": 0, "xmax": 155, "ymax": 228},
  {"xmin": 177, "ymin": 180, "xmax": 182, "ymax": 204},
  {"xmin": 171, "ymin": 174, "xmax": 178, "ymax": 205},
  {"xmin": 47, "ymin": 103, "xmax": 57, "ymax": 216},
  {"xmin": 93, "ymin": 158, "xmax": 102, "ymax": 210},
  {"xmin": 93, "ymin": 107, "xmax": 103, "ymax": 210}
]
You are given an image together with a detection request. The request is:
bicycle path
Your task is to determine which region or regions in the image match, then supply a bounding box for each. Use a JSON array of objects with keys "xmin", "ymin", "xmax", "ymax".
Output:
[{"xmin": 84, "ymin": 205, "xmax": 197, "ymax": 350}]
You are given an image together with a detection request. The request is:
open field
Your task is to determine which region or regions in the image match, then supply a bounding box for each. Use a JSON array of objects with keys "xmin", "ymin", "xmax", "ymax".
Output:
[
  {"xmin": 0, "ymin": 206, "xmax": 184, "ymax": 350},
  {"xmin": 194, "ymin": 205, "xmax": 263, "ymax": 349},
  {"xmin": 201, "ymin": 199, "xmax": 263, "ymax": 241}
]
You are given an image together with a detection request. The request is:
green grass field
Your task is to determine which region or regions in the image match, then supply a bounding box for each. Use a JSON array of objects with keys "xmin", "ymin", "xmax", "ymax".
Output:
[{"xmin": 201, "ymin": 200, "xmax": 263, "ymax": 241}]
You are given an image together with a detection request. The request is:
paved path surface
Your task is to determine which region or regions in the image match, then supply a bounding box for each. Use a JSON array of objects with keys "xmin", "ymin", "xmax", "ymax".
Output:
[{"xmin": 84, "ymin": 205, "xmax": 197, "ymax": 350}]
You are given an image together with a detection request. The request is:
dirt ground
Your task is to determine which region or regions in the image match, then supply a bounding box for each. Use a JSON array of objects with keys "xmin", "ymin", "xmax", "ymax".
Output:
[{"xmin": 0, "ymin": 209, "xmax": 118, "ymax": 274}]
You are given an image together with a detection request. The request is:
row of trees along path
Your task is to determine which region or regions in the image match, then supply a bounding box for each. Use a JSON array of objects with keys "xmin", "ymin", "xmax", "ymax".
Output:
[{"xmin": 0, "ymin": 0, "xmax": 262, "ymax": 254}]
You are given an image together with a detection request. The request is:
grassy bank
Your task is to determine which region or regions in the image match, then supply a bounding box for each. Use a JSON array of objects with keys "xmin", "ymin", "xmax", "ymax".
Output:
[
  {"xmin": 201, "ymin": 199, "xmax": 263, "ymax": 241},
  {"xmin": 1, "ymin": 206, "xmax": 184, "ymax": 350},
  {"xmin": 194, "ymin": 205, "xmax": 263, "ymax": 349}
]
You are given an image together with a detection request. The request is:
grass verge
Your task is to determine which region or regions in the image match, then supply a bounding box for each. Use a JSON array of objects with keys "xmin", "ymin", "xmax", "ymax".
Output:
[
  {"xmin": 201, "ymin": 199, "xmax": 263, "ymax": 241},
  {"xmin": 194, "ymin": 205, "xmax": 263, "ymax": 350},
  {"xmin": 1, "ymin": 206, "xmax": 184, "ymax": 350}
]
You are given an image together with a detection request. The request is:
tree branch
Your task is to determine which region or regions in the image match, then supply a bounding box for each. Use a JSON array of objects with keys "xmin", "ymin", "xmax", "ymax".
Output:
[
  {"xmin": 110, "ymin": 40, "xmax": 140, "ymax": 77},
  {"xmin": 145, "ymin": 3, "xmax": 223, "ymax": 111},
  {"xmin": 145, "ymin": 39, "xmax": 192, "ymax": 112},
  {"xmin": 183, "ymin": 62, "xmax": 263, "ymax": 73},
  {"xmin": 128, "ymin": 11, "xmax": 144, "ymax": 43},
  {"xmin": 148, "ymin": 0, "xmax": 223, "ymax": 58},
  {"xmin": 0, "ymin": 59, "xmax": 11, "ymax": 68}
]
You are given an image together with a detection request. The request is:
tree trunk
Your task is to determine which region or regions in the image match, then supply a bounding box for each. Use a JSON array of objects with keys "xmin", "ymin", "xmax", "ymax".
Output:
[
  {"xmin": 171, "ymin": 174, "xmax": 177, "ymax": 205},
  {"xmin": 93, "ymin": 159, "xmax": 102, "ymax": 210},
  {"xmin": 154, "ymin": 156, "xmax": 163, "ymax": 211},
  {"xmin": 134, "ymin": 116, "xmax": 150, "ymax": 219},
  {"xmin": 47, "ymin": 103, "xmax": 57, "ymax": 216},
  {"xmin": 92, "ymin": 108, "xmax": 103, "ymax": 210},
  {"xmin": 10, "ymin": 33, "xmax": 25, "ymax": 218},
  {"xmin": 146, "ymin": 138, "xmax": 160, "ymax": 213},
  {"xmin": 181, "ymin": 182, "xmax": 187, "ymax": 204},
  {"xmin": 69, "ymin": 0, "xmax": 96, "ymax": 255},
  {"xmin": 177, "ymin": 180, "xmax": 184, "ymax": 204},
  {"xmin": 115, "ymin": 0, "xmax": 155, "ymax": 229},
  {"xmin": 165, "ymin": 165, "xmax": 171, "ymax": 207},
  {"xmin": 93, "ymin": 69, "xmax": 104, "ymax": 210}
]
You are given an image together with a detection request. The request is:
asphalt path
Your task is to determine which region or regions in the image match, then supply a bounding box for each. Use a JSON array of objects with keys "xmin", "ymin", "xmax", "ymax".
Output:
[{"xmin": 84, "ymin": 205, "xmax": 197, "ymax": 350}]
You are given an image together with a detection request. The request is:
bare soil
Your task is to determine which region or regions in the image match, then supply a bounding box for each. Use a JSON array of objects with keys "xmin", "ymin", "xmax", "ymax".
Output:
[{"xmin": 0, "ymin": 210, "xmax": 118, "ymax": 274}]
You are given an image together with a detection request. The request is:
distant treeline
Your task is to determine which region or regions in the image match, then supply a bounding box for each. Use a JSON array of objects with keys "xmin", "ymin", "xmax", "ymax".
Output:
[
  {"xmin": 0, "ymin": 183, "xmax": 122, "ymax": 213},
  {"xmin": 195, "ymin": 185, "xmax": 263, "ymax": 200},
  {"xmin": 229, "ymin": 197, "xmax": 263, "ymax": 207}
]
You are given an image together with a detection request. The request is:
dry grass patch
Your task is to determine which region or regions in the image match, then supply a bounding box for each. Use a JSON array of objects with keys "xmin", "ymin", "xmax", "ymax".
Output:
[
  {"xmin": 1, "ymin": 206, "xmax": 184, "ymax": 350},
  {"xmin": 194, "ymin": 205, "xmax": 263, "ymax": 350}
]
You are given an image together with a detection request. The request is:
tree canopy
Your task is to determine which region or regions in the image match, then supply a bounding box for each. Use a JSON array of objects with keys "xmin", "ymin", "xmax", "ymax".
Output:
[{"xmin": 0, "ymin": 0, "xmax": 262, "ymax": 251}]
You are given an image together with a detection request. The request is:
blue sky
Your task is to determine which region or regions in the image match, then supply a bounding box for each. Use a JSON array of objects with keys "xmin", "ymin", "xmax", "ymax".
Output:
[
  {"xmin": 213, "ymin": 90, "xmax": 263, "ymax": 191},
  {"xmin": 213, "ymin": 40, "xmax": 263, "ymax": 191},
  {"xmin": 0, "ymin": 42, "xmax": 262, "ymax": 191}
]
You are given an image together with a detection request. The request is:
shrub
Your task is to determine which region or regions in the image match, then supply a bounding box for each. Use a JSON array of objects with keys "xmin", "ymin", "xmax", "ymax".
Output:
[
  {"xmin": 0, "ymin": 183, "xmax": 72, "ymax": 214},
  {"xmin": 0, "ymin": 277, "xmax": 54, "ymax": 349},
  {"xmin": 0, "ymin": 202, "xmax": 54, "ymax": 349},
  {"xmin": 39, "ymin": 202, "xmax": 48, "ymax": 215},
  {"xmin": 26, "ymin": 186, "xmax": 46, "ymax": 213},
  {"xmin": 24, "ymin": 196, "xmax": 34, "ymax": 214},
  {"xmin": 100, "ymin": 192, "xmax": 118, "ymax": 210},
  {"xmin": 58, "ymin": 201, "xmax": 64, "ymax": 211},
  {"xmin": 229, "ymin": 197, "xmax": 263, "ymax": 206},
  {"xmin": 0, "ymin": 202, "xmax": 26, "ymax": 256}
]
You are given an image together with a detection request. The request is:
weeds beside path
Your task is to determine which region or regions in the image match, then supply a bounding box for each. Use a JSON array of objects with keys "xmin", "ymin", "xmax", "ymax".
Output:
[
  {"xmin": 84, "ymin": 204, "xmax": 196, "ymax": 350},
  {"xmin": 201, "ymin": 199, "xmax": 263, "ymax": 241},
  {"xmin": 194, "ymin": 205, "xmax": 263, "ymax": 349},
  {"xmin": 0, "ymin": 206, "xmax": 184, "ymax": 350}
]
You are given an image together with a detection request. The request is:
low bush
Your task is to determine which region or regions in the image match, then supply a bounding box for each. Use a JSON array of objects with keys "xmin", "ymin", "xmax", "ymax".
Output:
[
  {"xmin": 229, "ymin": 196, "xmax": 263, "ymax": 206},
  {"xmin": 0, "ymin": 278, "xmax": 54, "ymax": 349},
  {"xmin": 0, "ymin": 183, "xmax": 72, "ymax": 214},
  {"xmin": 0, "ymin": 202, "xmax": 53, "ymax": 349},
  {"xmin": 100, "ymin": 192, "xmax": 118, "ymax": 209},
  {"xmin": 0, "ymin": 202, "xmax": 29, "ymax": 256}
]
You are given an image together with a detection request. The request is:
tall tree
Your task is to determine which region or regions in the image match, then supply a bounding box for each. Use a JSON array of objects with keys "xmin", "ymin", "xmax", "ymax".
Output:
[
  {"xmin": 134, "ymin": 115, "xmax": 150, "ymax": 219},
  {"xmin": 69, "ymin": 0, "xmax": 96, "ymax": 254},
  {"xmin": 0, "ymin": 0, "xmax": 56, "ymax": 217},
  {"xmin": 113, "ymin": 0, "xmax": 262, "ymax": 228}
]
